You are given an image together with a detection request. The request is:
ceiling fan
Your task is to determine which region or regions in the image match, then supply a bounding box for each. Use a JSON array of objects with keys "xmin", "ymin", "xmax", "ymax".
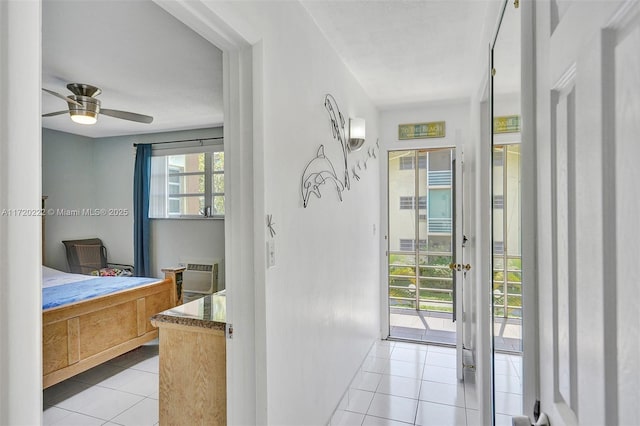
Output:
[{"xmin": 42, "ymin": 83, "xmax": 153, "ymax": 125}]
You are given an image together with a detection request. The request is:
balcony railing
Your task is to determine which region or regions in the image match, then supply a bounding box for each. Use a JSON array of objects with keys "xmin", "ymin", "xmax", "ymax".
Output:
[
  {"xmin": 388, "ymin": 251, "xmax": 522, "ymax": 320},
  {"xmin": 492, "ymin": 255, "xmax": 522, "ymax": 319},
  {"xmin": 428, "ymin": 170, "xmax": 452, "ymax": 186},
  {"xmin": 388, "ymin": 250, "xmax": 454, "ymax": 313}
]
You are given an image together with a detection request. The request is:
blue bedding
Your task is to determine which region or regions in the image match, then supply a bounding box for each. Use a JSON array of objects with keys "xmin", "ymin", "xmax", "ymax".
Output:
[{"xmin": 43, "ymin": 276, "xmax": 159, "ymax": 310}]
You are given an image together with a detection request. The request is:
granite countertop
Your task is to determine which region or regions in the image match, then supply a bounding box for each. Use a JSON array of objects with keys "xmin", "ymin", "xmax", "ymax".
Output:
[{"xmin": 151, "ymin": 291, "xmax": 226, "ymax": 331}]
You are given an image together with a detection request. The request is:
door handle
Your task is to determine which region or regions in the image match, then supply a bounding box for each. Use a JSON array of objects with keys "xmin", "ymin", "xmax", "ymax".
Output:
[{"xmin": 449, "ymin": 263, "xmax": 472, "ymax": 271}]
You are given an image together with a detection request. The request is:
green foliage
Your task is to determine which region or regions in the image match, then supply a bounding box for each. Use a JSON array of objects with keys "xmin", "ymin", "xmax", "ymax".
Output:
[
  {"xmin": 420, "ymin": 266, "xmax": 451, "ymax": 279},
  {"xmin": 389, "ymin": 265, "xmax": 415, "ymax": 277},
  {"xmin": 419, "ymin": 304, "xmax": 453, "ymax": 313},
  {"xmin": 507, "ymin": 257, "xmax": 521, "ymax": 270}
]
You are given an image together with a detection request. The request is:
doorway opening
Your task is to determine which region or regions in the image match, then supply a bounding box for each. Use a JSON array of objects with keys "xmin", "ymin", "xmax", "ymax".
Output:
[{"xmin": 387, "ymin": 148, "xmax": 459, "ymax": 345}]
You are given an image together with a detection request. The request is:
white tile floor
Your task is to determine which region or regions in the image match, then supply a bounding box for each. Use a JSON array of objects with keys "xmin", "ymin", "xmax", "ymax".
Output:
[
  {"xmin": 43, "ymin": 340, "xmax": 160, "ymax": 426},
  {"xmin": 330, "ymin": 340, "xmax": 523, "ymax": 426},
  {"xmin": 44, "ymin": 338, "xmax": 522, "ymax": 426}
]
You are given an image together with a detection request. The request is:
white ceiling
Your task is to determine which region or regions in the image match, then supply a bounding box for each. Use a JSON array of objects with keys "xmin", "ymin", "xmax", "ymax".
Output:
[
  {"xmin": 42, "ymin": 1, "xmax": 514, "ymax": 138},
  {"xmin": 42, "ymin": 0, "xmax": 223, "ymax": 138},
  {"xmin": 301, "ymin": 0, "xmax": 500, "ymax": 108}
]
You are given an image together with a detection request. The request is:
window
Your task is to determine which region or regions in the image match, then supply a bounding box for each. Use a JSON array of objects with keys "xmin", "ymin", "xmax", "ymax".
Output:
[
  {"xmin": 398, "ymin": 155, "xmax": 427, "ymax": 170},
  {"xmin": 399, "ymin": 239, "xmax": 414, "ymax": 251},
  {"xmin": 399, "ymin": 196, "xmax": 414, "ymax": 209},
  {"xmin": 399, "ymin": 196, "xmax": 426, "ymax": 210},
  {"xmin": 399, "ymin": 157, "xmax": 414, "ymax": 170},
  {"xmin": 493, "ymin": 149, "xmax": 504, "ymax": 167},
  {"xmin": 399, "ymin": 239, "xmax": 427, "ymax": 252},
  {"xmin": 417, "ymin": 196, "xmax": 427, "ymax": 210},
  {"xmin": 149, "ymin": 147, "xmax": 224, "ymax": 218}
]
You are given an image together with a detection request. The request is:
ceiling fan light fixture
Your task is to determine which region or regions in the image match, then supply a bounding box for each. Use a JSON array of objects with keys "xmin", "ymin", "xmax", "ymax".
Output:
[
  {"xmin": 70, "ymin": 111, "xmax": 98, "ymax": 125},
  {"xmin": 68, "ymin": 95, "xmax": 99, "ymax": 125},
  {"xmin": 42, "ymin": 83, "xmax": 153, "ymax": 124}
]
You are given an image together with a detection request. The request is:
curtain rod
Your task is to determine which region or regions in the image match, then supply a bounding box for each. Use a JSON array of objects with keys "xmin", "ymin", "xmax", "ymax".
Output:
[{"xmin": 133, "ymin": 136, "xmax": 223, "ymax": 147}]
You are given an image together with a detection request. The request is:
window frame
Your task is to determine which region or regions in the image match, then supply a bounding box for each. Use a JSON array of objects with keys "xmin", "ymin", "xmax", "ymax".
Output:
[
  {"xmin": 398, "ymin": 155, "xmax": 427, "ymax": 170},
  {"xmin": 399, "ymin": 195, "xmax": 426, "ymax": 210},
  {"xmin": 399, "ymin": 238, "xmax": 427, "ymax": 252},
  {"xmin": 149, "ymin": 144, "xmax": 224, "ymax": 220}
]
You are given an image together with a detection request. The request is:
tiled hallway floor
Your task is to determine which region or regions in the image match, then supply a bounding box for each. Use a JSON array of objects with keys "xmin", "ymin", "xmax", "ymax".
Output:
[
  {"xmin": 330, "ymin": 340, "xmax": 522, "ymax": 426},
  {"xmin": 44, "ymin": 338, "xmax": 522, "ymax": 426},
  {"xmin": 43, "ymin": 340, "xmax": 160, "ymax": 426}
]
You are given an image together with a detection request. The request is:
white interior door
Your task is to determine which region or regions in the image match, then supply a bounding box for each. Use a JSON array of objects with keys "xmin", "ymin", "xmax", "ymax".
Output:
[{"xmin": 535, "ymin": 1, "xmax": 640, "ymax": 424}]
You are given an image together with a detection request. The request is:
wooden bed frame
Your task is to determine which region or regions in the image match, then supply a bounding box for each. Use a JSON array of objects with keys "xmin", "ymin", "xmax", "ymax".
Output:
[{"xmin": 42, "ymin": 271, "xmax": 180, "ymax": 388}]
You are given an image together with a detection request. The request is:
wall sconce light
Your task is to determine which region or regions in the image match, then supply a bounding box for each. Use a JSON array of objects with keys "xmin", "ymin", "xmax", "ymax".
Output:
[{"xmin": 348, "ymin": 117, "xmax": 365, "ymax": 152}]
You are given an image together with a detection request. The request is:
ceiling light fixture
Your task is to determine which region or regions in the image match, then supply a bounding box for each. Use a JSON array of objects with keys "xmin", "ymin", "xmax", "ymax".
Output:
[
  {"xmin": 69, "ymin": 95, "xmax": 99, "ymax": 125},
  {"xmin": 70, "ymin": 111, "xmax": 98, "ymax": 125},
  {"xmin": 43, "ymin": 83, "xmax": 153, "ymax": 125},
  {"xmin": 349, "ymin": 117, "xmax": 365, "ymax": 151}
]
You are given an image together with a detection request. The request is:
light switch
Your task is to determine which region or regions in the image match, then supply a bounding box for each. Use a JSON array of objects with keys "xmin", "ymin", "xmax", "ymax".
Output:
[{"xmin": 267, "ymin": 240, "xmax": 276, "ymax": 268}]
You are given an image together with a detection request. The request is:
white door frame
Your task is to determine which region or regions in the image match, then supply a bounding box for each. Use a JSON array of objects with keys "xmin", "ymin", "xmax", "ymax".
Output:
[
  {"xmin": 489, "ymin": 1, "xmax": 537, "ymax": 423},
  {"xmin": 520, "ymin": 0, "xmax": 538, "ymax": 420},
  {"xmin": 153, "ymin": 2, "xmax": 265, "ymax": 424},
  {"xmin": 0, "ymin": 1, "xmax": 43, "ymax": 424}
]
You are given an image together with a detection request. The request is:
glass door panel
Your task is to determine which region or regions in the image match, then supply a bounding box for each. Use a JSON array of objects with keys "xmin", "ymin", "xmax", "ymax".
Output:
[
  {"xmin": 388, "ymin": 148, "xmax": 457, "ymax": 345},
  {"xmin": 388, "ymin": 150, "xmax": 418, "ymax": 314}
]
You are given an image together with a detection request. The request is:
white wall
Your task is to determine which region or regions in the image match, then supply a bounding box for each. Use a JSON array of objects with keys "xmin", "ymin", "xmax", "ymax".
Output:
[
  {"xmin": 150, "ymin": 219, "xmax": 225, "ymax": 283},
  {"xmin": 380, "ymin": 101, "xmax": 471, "ymax": 153},
  {"xmin": 42, "ymin": 127, "xmax": 225, "ymax": 279},
  {"xmin": 203, "ymin": 2, "xmax": 381, "ymax": 424},
  {"xmin": 42, "ymin": 129, "xmax": 98, "ymax": 271}
]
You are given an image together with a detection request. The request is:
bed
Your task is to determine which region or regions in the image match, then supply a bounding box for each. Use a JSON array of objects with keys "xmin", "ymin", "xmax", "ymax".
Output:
[{"xmin": 42, "ymin": 266, "xmax": 180, "ymax": 388}]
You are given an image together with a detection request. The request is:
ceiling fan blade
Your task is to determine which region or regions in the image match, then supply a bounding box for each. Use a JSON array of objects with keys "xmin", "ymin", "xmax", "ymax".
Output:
[
  {"xmin": 42, "ymin": 88, "xmax": 83, "ymax": 107},
  {"xmin": 100, "ymin": 108, "xmax": 153, "ymax": 124},
  {"xmin": 42, "ymin": 110, "xmax": 69, "ymax": 117}
]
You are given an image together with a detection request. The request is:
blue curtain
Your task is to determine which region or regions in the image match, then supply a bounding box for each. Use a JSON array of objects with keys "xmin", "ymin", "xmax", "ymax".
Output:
[{"xmin": 133, "ymin": 144, "xmax": 152, "ymax": 277}]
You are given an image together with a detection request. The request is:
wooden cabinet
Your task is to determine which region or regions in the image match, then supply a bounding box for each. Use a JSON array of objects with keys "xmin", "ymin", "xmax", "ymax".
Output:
[{"xmin": 151, "ymin": 294, "xmax": 226, "ymax": 425}]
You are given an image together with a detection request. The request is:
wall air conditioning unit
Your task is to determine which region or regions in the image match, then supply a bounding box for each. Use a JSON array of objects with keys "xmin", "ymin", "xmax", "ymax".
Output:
[{"xmin": 180, "ymin": 259, "xmax": 220, "ymax": 294}]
